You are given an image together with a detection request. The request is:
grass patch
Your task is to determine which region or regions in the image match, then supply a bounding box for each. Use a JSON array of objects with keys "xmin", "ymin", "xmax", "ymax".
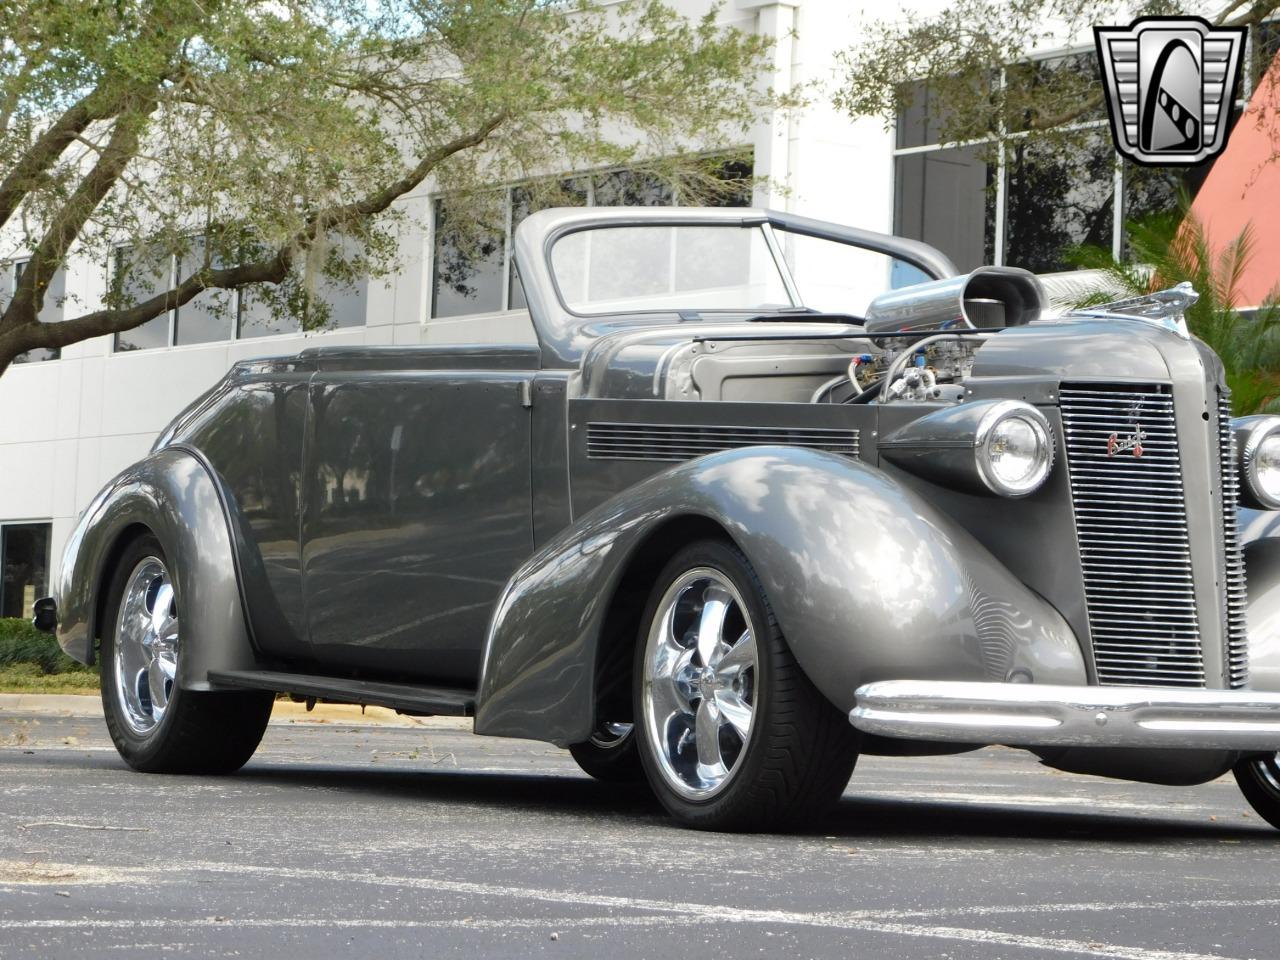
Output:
[
  {"xmin": 0, "ymin": 663, "xmax": 100, "ymax": 695},
  {"xmin": 0, "ymin": 618, "xmax": 98, "ymax": 694}
]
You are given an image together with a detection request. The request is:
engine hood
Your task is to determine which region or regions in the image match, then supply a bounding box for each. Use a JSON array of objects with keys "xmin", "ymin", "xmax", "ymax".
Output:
[{"xmin": 969, "ymin": 315, "xmax": 1222, "ymax": 386}]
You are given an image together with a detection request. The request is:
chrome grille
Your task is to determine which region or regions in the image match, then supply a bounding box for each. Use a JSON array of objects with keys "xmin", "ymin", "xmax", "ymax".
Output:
[
  {"xmin": 1060, "ymin": 383, "xmax": 1205, "ymax": 686},
  {"xmin": 586, "ymin": 422, "xmax": 859, "ymax": 462},
  {"xmin": 1219, "ymin": 394, "xmax": 1249, "ymax": 687}
]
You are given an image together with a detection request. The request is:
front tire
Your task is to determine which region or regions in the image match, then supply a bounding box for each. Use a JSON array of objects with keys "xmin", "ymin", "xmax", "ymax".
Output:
[
  {"xmin": 1234, "ymin": 753, "xmax": 1280, "ymax": 830},
  {"xmin": 633, "ymin": 538, "xmax": 859, "ymax": 831},
  {"xmin": 100, "ymin": 533, "xmax": 273, "ymax": 774}
]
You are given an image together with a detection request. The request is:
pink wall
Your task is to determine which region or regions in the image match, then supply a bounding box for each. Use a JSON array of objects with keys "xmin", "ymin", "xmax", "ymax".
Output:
[{"xmin": 1188, "ymin": 57, "xmax": 1280, "ymax": 307}]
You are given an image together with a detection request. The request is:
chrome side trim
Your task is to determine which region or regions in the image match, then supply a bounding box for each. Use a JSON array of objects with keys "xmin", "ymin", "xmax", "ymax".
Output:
[{"xmin": 851, "ymin": 680, "xmax": 1280, "ymax": 749}]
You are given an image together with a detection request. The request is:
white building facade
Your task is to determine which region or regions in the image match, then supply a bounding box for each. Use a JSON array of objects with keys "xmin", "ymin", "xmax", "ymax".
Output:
[{"xmin": 0, "ymin": 0, "xmax": 1257, "ymax": 617}]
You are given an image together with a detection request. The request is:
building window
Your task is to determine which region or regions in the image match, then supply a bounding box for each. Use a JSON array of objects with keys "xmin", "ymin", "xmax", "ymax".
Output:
[
  {"xmin": 893, "ymin": 43, "xmax": 1269, "ymax": 274},
  {"xmin": 1, "ymin": 522, "xmax": 50, "ymax": 620},
  {"xmin": 1, "ymin": 260, "xmax": 65, "ymax": 363},
  {"xmin": 111, "ymin": 239, "xmax": 368, "ymax": 352},
  {"xmin": 430, "ymin": 153, "xmax": 753, "ymax": 319}
]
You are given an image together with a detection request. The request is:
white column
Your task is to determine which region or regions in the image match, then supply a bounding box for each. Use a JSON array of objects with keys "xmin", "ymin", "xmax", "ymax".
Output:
[{"xmin": 737, "ymin": 0, "xmax": 801, "ymax": 211}]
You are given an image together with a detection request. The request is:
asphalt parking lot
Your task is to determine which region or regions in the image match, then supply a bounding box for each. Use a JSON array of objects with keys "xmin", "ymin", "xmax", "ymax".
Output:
[{"xmin": 1, "ymin": 707, "xmax": 1277, "ymax": 960}]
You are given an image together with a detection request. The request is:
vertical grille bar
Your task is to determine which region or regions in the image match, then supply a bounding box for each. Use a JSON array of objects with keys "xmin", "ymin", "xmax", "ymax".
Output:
[
  {"xmin": 1060, "ymin": 383, "xmax": 1206, "ymax": 686},
  {"xmin": 1219, "ymin": 394, "xmax": 1250, "ymax": 687}
]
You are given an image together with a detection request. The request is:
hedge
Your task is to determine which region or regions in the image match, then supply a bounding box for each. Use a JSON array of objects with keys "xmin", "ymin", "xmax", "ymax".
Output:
[{"xmin": 0, "ymin": 618, "xmax": 90, "ymax": 674}]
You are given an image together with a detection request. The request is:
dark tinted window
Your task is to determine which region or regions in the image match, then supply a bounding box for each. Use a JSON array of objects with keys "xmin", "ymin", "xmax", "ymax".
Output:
[
  {"xmin": 1003, "ymin": 128, "xmax": 1114, "ymax": 272},
  {"xmin": 593, "ymin": 169, "xmax": 674, "ymax": 207},
  {"xmin": 431, "ymin": 197, "xmax": 505, "ymax": 318},
  {"xmin": 112, "ymin": 247, "xmax": 172, "ymax": 351},
  {"xmin": 894, "ymin": 146, "xmax": 996, "ymax": 272},
  {"xmin": 175, "ymin": 237, "xmax": 236, "ymax": 346},
  {"xmin": 1, "ymin": 523, "xmax": 50, "ymax": 619}
]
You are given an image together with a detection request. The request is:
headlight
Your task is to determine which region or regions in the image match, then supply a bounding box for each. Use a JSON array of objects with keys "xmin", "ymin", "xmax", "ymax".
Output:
[
  {"xmin": 878, "ymin": 399, "xmax": 1055, "ymax": 498},
  {"xmin": 977, "ymin": 403, "xmax": 1054, "ymax": 497},
  {"xmin": 1237, "ymin": 416, "xmax": 1280, "ymax": 510}
]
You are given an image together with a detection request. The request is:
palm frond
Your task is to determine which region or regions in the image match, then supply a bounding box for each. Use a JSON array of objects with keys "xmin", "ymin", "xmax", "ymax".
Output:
[{"xmin": 1064, "ymin": 194, "xmax": 1280, "ymax": 415}]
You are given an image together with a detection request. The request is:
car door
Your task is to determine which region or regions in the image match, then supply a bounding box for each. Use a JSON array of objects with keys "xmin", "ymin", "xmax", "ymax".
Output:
[{"xmin": 300, "ymin": 352, "xmax": 536, "ymax": 685}]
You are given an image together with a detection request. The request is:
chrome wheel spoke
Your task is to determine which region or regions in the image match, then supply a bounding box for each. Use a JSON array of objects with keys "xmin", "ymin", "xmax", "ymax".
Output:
[
  {"xmin": 149, "ymin": 581, "xmax": 178, "ymax": 643},
  {"xmin": 641, "ymin": 567, "xmax": 759, "ymax": 801},
  {"xmin": 713, "ymin": 690, "xmax": 753, "ymax": 739},
  {"xmin": 648, "ymin": 670, "xmax": 690, "ymax": 723},
  {"xmin": 717, "ymin": 629, "xmax": 755, "ymax": 676},
  {"xmin": 695, "ymin": 586, "xmax": 730, "ymax": 667},
  {"xmin": 694, "ymin": 698, "xmax": 726, "ymax": 777},
  {"xmin": 147, "ymin": 656, "xmax": 173, "ymax": 719},
  {"xmin": 112, "ymin": 557, "xmax": 179, "ymax": 735}
]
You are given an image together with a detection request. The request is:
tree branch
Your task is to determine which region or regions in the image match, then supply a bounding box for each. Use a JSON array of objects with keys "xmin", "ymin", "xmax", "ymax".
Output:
[
  {"xmin": 0, "ymin": 86, "xmax": 122, "ymax": 233},
  {"xmin": 1, "ymin": 93, "xmax": 155, "ymax": 333},
  {"xmin": 0, "ymin": 112, "xmax": 510, "ymax": 371},
  {"xmin": 6, "ymin": 251, "xmax": 290, "ymax": 353},
  {"xmin": 307, "ymin": 112, "xmax": 507, "ymax": 236}
]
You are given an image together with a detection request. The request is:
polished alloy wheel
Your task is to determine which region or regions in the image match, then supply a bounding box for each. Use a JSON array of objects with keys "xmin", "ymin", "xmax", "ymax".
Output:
[
  {"xmin": 588, "ymin": 721, "xmax": 634, "ymax": 750},
  {"xmin": 112, "ymin": 557, "xmax": 179, "ymax": 735},
  {"xmin": 641, "ymin": 567, "xmax": 758, "ymax": 800}
]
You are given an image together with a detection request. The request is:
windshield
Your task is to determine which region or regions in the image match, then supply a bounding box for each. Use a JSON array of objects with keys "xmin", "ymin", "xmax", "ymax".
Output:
[{"xmin": 549, "ymin": 224, "xmax": 798, "ymax": 315}]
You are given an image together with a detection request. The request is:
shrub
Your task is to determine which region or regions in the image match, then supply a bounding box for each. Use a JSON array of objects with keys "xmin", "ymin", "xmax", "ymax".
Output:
[{"xmin": 0, "ymin": 618, "xmax": 89, "ymax": 674}]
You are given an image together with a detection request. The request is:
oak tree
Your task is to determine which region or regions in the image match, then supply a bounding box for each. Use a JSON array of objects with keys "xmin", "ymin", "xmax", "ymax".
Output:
[{"xmin": 0, "ymin": 0, "xmax": 775, "ymax": 375}]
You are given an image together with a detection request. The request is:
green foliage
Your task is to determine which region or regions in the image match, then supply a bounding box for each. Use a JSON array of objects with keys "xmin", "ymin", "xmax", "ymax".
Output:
[
  {"xmin": 834, "ymin": 1, "xmax": 1277, "ymax": 155},
  {"xmin": 1068, "ymin": 200, "xmax": 1280, "ymax": 415},
  {"xmin": 0, "ymin": 0, "xmax": 778, "ymax": 371},
  {"xmin": 0, "ymin": 618, "xmax": 89, "ymax": 674}
]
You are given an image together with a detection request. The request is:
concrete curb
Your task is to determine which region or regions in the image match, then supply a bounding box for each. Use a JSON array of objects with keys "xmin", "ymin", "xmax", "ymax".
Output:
[{"xmin": 0, "ymin": 693, "xmax": 470, "ymax": 729}]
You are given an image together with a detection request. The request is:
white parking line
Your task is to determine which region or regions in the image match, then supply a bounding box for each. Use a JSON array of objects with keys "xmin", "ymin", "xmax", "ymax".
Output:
[
  {"xmin": 124, "ymin": 860, "xmax": 1244, "ymax": 960},
  {"xmin": 0, "ymin": 859, "xmax": 1264, "ymax": 959}
]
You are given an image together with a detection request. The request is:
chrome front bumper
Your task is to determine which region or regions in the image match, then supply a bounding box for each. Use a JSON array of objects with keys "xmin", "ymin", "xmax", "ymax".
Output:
[{"xmin": 850, "ymin": 681, "xmax": 1280, "ymax": 751}]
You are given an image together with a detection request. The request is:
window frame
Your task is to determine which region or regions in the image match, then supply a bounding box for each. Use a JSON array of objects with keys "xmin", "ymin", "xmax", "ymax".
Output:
[{"xmin": 108, "ymin": 241, "xmax": 369, "ymax": 353}]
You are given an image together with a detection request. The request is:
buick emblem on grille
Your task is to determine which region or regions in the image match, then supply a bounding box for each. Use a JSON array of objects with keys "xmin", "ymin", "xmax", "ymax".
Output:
[{"xmin": 1107, "ymin": 425, "xmax": 1147, "ymax": 458}]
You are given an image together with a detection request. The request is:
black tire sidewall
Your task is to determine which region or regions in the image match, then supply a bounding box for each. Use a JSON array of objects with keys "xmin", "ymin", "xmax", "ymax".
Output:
[
  {"xmin": 567, "ymin": 728, "xmax": 645, "ymax": 783},
  {"xmin": 100, "ymin": 533, "xmax": 189, "ymax": 768},
  {"xmin": 1234, "ymin": 756, "xmax": 1280, "ymax": 831},
  {"xmin": 632, "ymin": 538, "xmax": 779, "ymax": 827}
]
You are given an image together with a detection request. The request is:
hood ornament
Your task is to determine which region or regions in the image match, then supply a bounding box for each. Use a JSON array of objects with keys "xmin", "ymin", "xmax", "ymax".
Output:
[{"xmin": 1064, "ymin": 281, "xmax": 1198, "ymax": 339}]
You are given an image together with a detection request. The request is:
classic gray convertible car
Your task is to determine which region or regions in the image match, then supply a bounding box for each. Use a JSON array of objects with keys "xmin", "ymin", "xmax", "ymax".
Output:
[{"xmin": 35, "ymin": 207, "xmax": 1280, "ymax": 831}]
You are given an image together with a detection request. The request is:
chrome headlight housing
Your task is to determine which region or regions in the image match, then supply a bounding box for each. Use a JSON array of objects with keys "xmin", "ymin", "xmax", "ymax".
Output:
[
  {"xmin": 976, "ymin": 402, "xmax": 1055, "ymax": 497},
  {"xmin": 879, "ymin": 399, "xmax": 1055, "ymax": 498},
  {"xmin": 1236, "ymin": 416, "xmax": 1280, "ymax": 510}
]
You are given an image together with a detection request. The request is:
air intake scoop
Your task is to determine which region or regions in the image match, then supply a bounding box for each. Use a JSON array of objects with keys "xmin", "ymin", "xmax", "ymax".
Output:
[{"xmin": 863, "ymin": 266, "xmax": 1046, "ymax": 340}]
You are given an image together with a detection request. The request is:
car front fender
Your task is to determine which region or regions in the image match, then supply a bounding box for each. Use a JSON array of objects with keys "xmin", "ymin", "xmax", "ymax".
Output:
[
  {"xmin": 51, "ymin": 445, "xmax": 258, "ymax": 689},
  {"xmin": 474, "ymin": 446, "xmax": 1086, "ymax": 746}
]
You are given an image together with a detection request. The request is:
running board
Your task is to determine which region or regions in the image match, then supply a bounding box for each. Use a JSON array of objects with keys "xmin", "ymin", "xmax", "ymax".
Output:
[{"xmin": 208, "ymin": 669, "xmax": 475, "ymax": 717}]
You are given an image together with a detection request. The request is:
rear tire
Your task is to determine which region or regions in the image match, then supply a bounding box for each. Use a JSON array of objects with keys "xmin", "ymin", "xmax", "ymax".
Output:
[
  {"xmin": 568, "ymin": 722, "xmax": 645, "ymax": 782},
  {"xmin": 633, "ymin": 538, "xmax": 859, "ymax": 831},
  {"xmin": 100, "ymin": 533, "xmax": 273, "ymax": 774},
  {"xmin": 1234, "ymin": 753, "xmax": 1280, "ymax": 830}
]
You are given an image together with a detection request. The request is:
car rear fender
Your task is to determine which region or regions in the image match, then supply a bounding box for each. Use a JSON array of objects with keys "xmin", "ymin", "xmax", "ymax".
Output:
[
  {"xmin": 474, "ymin": 446, "xmax": 1086, "ymax": 746},
  {"xmin": 52, "ymin": 445, "xmax": 258, "ymax": 688}
]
